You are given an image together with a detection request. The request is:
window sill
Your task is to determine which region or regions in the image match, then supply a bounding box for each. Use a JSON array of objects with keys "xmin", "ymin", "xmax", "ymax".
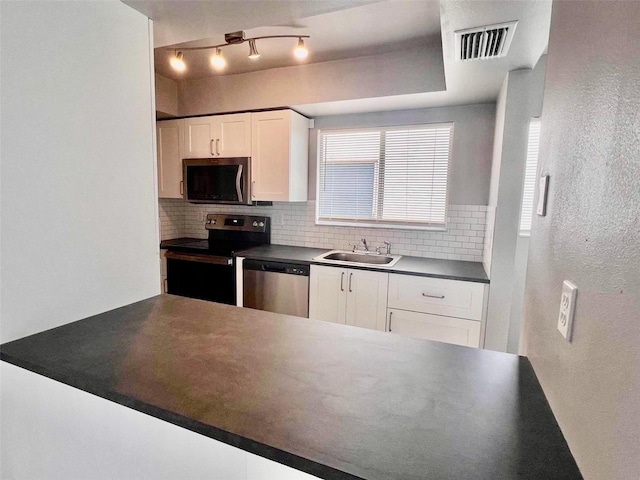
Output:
[{"xmin": 316, "ymin": 219, "xmax": 447, "ymax": 232}]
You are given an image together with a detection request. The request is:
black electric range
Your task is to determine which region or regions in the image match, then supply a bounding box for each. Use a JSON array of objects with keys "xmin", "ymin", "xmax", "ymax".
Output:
[{"xmin": 165, "ymin": 214, "xmax": 270, "ymax": 305}]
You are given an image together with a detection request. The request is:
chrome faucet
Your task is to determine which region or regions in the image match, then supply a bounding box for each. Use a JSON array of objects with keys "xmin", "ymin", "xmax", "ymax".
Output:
[
  {"xmin": 376, "ymin": 241, "xmax": 392, "ymax": 256},
  {"xmin": 360, "ymin": 238, "xmax": 369, "ymax": 252}
]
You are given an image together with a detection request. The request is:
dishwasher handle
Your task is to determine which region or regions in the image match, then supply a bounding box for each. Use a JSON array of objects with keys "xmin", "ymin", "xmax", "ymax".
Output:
[{"xmin": 243, "ymin": 259, "xmax": 309, "ymax": 276}]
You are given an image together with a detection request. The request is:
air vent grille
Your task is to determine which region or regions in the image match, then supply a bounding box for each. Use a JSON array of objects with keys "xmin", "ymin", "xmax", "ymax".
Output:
[{"xmin": 454, "ymin": 21, "xmax": 518, "ymax": 61}]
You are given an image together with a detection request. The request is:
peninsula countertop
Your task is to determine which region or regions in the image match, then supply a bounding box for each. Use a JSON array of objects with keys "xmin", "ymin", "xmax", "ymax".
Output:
[{"xmin": 0, "ymin": 295, "xmax": 579, "ymax": 479}]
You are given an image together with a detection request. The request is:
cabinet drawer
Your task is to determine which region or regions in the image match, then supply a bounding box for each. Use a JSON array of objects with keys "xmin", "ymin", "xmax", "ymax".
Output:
[
  {"xmin": 388, "ymin": 274, "xmax": 485, "ymax": 320},
  {"xmin": 387, "ymin": 309, "xmax": 481, "ymax": 348}
]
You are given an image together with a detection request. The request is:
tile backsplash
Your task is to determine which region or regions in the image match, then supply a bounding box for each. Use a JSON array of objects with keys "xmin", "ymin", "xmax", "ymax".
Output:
[{"xmin": 159, "ymin": 199, "xmax": 487, "ymax": 262}]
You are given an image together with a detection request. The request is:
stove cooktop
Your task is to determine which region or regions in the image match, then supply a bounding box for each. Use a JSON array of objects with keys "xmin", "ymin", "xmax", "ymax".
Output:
[{"xmin": 165, "ymin": 214, "xmax": 271, "ymax": 258}]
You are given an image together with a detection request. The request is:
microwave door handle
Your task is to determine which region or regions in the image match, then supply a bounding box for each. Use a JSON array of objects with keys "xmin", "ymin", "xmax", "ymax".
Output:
[{"xmin": 236, "ymin": 165, "xmax": 243, "ymax": 202}]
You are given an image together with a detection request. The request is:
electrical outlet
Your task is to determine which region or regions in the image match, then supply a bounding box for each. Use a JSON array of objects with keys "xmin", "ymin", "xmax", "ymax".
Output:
[{"xmin": 557, "ymin": 280, "xmax": 577, "ymax": 341}]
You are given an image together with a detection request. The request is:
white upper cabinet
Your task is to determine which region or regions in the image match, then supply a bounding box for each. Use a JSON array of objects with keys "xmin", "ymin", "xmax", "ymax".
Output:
[
  {"xmin": 184, "ymin": 113, "xmax": 251, "ymax": 158},
  {"xmin": 156, "ymin": 119, "xmax": 184, "ymax": 199},
  {"xmin": 251, "ymin": 110, "xmax": 308, "ymax": 202}
]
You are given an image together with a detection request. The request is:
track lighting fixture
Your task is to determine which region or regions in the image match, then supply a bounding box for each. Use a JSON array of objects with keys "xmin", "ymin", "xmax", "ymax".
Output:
[
  {"xmin": 169, "ymin": 51, "xmax": 186, "ymax": 72},
  {"xmin": 169, "ymin": 31, "xmax": 310, "ymax": 73}
]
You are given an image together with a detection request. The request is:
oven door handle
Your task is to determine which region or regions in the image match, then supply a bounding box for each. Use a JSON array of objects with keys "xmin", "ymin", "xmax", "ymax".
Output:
[
  {"xmin": 165, "ymin": 251, "xmax": 232, "ymax": 266},
  {"xmin": 236, "ymin": 165, "xmax": 244, "ymax": 203}
]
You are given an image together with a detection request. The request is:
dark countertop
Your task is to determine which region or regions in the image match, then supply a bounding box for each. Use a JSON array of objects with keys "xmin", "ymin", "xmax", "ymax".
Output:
[
  {"xmin": 160, "ymin": 237, "xmax": 202, "ymax": 249},
  {"xmin": 236, "ymin": 244, "xmax": 490, "ymax": 284},
  {"xmin": 0, "ymin": 295, "xmax": 580, "ymax": 480}
]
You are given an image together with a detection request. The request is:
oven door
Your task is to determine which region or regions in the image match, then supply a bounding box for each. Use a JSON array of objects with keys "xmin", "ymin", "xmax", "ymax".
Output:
[
  {"xmin": 184, "ymin": 157, "xmax": 251, "ymax": 205},
  {"xmin": 166, "ymin": 252, "xmax": 235, "ymax": 304}
]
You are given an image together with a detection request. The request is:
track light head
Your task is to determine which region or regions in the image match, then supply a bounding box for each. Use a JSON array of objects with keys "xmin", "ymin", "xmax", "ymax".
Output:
[
  {"xmin": 210, "ymin": 48, "xmax": 226, "ymax": 71},
  {"xmin": 294, "ymin": 38, "xmax": 308, "ymax": 59},
  {"xmin": 169, "ymin": 51, "xmax": 186, "ymax": 72},
  {"xmin": 248, "ymin": 39, "xmax": 260, "ymax": 60}
]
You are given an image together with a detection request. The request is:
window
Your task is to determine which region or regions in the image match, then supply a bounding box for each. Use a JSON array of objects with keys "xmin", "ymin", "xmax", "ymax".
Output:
[
  {"xmin": 316, "ymin": 124, "xmax": 453, "ymax": 229},
  {"xmin": 519, "ymin": 119, "xmax": 541, "ymax": 235}
]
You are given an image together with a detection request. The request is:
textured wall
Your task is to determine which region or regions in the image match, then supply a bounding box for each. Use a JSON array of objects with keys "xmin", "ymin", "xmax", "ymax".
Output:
[{"xmin": 523, "ymin": 2, "xmax": 640, "ymax": 479}]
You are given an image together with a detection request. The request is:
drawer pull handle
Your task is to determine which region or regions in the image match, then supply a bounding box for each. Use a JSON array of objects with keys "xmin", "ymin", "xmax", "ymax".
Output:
[
  {"xmin": 340, "ymin": 272, "xmax": 344, "ymax": 292},
  {"xmin": 422, "ymin": 293, "xmax": 445, "ymax": 299},
  {"xmin": 389, "ymin": 311, "xmax": 393, "ymax": 332}
]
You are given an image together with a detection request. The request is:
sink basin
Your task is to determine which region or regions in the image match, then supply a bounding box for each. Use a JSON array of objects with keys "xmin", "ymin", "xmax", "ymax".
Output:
[{"xmin": 314, "ymin": 250, "xmax": 402, "ymax": 268}]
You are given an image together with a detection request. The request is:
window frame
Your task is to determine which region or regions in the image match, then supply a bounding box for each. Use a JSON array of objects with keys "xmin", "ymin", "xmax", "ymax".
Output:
[
  {"xmin": 519, "ymin": 118, "xmax": 542, "ymax": 237},
  {"xmin": 315, "ymin": 123, "xmax": 454, "ymax": 231}
]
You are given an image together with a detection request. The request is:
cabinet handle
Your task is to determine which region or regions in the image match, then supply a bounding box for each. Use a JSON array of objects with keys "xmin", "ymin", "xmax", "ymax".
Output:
[
  {"xmin": 163, "ymin": 278, "xmax": 168, "ymax": 293},
  {"xmin": 389, "ymin": 311, "xmax": 393, "ymax": 332},
  {"xmin": 348, "ymin": 272, "xmax": 353, "ymax": 292},
  {"xmin": 340, "ymin": 272, "xmax": 344, "ymax": 292},
  {"xmin": 216, "ymin": 138, "xmax": 220, "ymax": 156},
  {"xmin": 210, "ymin": 139, "xmax": 215, "ymax": 156},
  {"xmin": 252, "ymin": 180, "xmax": 256, "ymax": 198},
  {"xmin": 179, "ymin": 180, "xmax": 184, "ymax": 196},
  {"xmin": 422, "ymin": 293, "xmax": 445, "ymax": 299}
]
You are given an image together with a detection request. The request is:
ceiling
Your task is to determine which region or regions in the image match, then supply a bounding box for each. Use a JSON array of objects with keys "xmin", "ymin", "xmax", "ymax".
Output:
[
  {"xmin": 153, "ymin": 2, "xmax": 441, "ymax": 80},
  {"xmin": 123, "ymin": 0, "xmax": 552, "ymax": 116}
]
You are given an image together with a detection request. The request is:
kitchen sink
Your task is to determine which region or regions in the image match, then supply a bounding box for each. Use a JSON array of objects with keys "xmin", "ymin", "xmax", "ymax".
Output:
[{"xmin": 314, "ymin": 250, "xmax": 402, "ymax": 268}]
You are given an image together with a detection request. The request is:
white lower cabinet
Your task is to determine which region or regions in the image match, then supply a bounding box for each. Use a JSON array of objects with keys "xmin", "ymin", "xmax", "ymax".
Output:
[
  {"xmin": 387, "ymin": 308, "xmax": 481, "ymax": 348},
  {"xmin": 387, "ymin": 273, "xmax": 486, "ymax": 348},
  {"xmin": 309, "ymin": 265, "xmax": 388, "ymax": 331}
]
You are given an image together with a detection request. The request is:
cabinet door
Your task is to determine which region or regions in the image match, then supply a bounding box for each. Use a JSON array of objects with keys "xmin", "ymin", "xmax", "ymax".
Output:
[
  {"xmin": 345, "ymin": 270, "xmax": 389, "ymax": 331},
  {"xmin": 218, "ymin": 113, "xmax": 251, "ymax": 157},
  {"xmin": 309, "ymin": 265, "xmax": 347, "ymax": 324},
  {"xmin": 156, "ymin": 120, "xmax": 184, "ymax": 198},
  {"xmin": 184, "ymin": 117, "xmax": 215, "ymax": 158},
  {"xmin": 387, "ymin": 308, "xmax": 481, "ymax": 348},
  {"xmin": 251, "ymin": 110, "xmax": 291, "ymax": 201}
]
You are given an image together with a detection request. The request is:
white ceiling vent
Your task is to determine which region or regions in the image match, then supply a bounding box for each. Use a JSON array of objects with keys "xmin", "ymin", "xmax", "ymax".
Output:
[{"xmin": 454, "ymin": 21, "xmax": 518, "ymax": 61}]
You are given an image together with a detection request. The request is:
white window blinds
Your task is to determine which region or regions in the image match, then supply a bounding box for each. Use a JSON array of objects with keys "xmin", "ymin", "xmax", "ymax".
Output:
[
  {"xmin": 317, "ymin": 124, "xmax": 453, "ymax": 229},
  {"xmin": 519, "ymin": 119, "xmax": 541, "ymax": 235}
]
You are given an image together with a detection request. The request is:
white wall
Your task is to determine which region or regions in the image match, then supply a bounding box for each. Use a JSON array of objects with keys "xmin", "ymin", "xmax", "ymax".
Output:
[
  {"xmin": 0, "ymin": 1, "xmax": 160, "ymax": 343},
  {"xmin": 523, "ymin": 2, "xmax": 640, "ymax": 479},
  {"xmin": 309, "ymin": 104, "xmax": 495, "ymax": 205},
  {"xmin": 483, "ymin": 62, "xmax": 546, "ymax": 353},
  {"xmin": 178, "ymin": 45, "xmax": 445, "ymax": 116},
  {"xmin": 155, "ymin": 73, "xmax": 179, "ymax": 118}
]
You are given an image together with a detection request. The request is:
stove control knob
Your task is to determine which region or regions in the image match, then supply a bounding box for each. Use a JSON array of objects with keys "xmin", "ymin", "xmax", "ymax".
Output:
[
  {"xmin": 211, "ymin": 219, "xmax": 217, "ymax": 225},
  {"xmin": 253, "ymin": 221, "xmax": 258, "ymax": 227},
  {"xmin": 258, "ymin": 221, "xmax": 265, "ymax": 227}
]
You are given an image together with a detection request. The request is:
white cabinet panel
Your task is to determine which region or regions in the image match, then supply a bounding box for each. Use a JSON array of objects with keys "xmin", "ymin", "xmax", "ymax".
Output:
[
  {"xmin": 309, "ymin": 265, "xmax": 347, "ymax": 325},
  {"xmin": 218, "ymin": 113, "xmax": 251, "ymax": 157},
  {"xmin": 184, "ymin": 117, "xmax": 216, "ymax": 158},
  {"xmin": 184, "ymin": 114, "xmax": 251, "ymax": 158},
  {"xmin": 251, "ymin": 110, "xmax": 308, "ymax": 202},
  {"xmin": 156, "ymin": 119, "xmax": 183, "ymax": 198},
  {"xmin": 388, "ymin": 274, "xmax": 486, "ymax": 321},
  {"xmin": 310, "ymin": 265, "xmax": 387, "ymax": 331},
  {"xmin": 387, "ymin": 308, "xmax": 481, "ymax": 348},
  {"xmin": 345, "ymin": 269, "xmax": 388, "ymax": 331}
]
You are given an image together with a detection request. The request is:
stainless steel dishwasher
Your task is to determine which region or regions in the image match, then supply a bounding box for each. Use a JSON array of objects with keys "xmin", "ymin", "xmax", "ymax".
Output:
[{"xmin": 242, "ymin": 259, "xmax": 310, "ymax": 318}]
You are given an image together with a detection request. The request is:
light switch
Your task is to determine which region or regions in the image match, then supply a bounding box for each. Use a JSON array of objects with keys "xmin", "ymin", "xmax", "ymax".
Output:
[{"xmin": 557, "ymin": 280, "xmax": 577, "ymax": 341}]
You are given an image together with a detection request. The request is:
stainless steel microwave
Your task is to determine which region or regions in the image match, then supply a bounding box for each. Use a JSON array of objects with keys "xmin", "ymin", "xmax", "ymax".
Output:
[{"xmin": 183, "ymin": 157, "xmax": 251, "ymax": 205}]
